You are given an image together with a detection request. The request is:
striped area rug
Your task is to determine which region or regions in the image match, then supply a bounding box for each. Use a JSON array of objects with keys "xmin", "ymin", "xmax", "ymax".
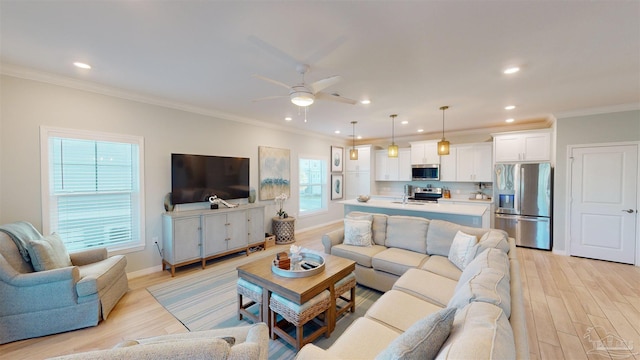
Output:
[{"xmin": 147, "ymin": 249, "xmax": 381, "ymax": 359}]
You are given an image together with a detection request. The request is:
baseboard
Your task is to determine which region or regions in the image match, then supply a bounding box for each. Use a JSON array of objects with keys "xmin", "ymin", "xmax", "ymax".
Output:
[{"xmin": 552, "ymin": 248, "xmax": 568, "ymax": 256}]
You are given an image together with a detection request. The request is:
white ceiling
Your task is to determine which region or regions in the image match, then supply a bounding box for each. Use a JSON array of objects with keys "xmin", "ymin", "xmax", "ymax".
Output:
[{"xmin": 1, "ymin": 1, "xmax": 639, "ymax": 141}]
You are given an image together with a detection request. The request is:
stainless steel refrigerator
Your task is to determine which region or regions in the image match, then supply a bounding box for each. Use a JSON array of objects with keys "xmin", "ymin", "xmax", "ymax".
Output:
[{"xmin": 493, "ymin": 162, "xmax": 552, "ymax": 250}]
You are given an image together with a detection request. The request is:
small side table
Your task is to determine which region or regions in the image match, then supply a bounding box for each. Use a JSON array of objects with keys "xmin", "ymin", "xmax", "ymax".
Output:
[{"xmin": 272, "ymin": 217, "xmax": 295, "ymax": 244}]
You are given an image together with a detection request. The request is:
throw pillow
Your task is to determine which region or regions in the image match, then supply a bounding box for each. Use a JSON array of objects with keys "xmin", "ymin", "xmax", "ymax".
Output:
[
  {"xmin": 27, "ymin": 233, "xmax": 72, "ymax": 271},
  {"xmin": 344, "ymin": 218, "xmax": 373, "ymax": 247},
  {"xmin": 448, "ymin": 231, "xmax": 478, "ymax": 270},
  {"xmin": 375, "ymin": 307, "xmax": 456, "ymax": 360}
]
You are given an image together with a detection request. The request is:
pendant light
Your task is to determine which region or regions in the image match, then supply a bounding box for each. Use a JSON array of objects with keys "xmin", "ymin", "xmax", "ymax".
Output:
[
  {"xmin": 388, "ymin": 114, "xmax": 399, "ymax": 158},
  {"xmin": 437, "ymin": 106, "xmax": 450, "ymax": 155},
  {"xmin": 349, "ymin": 121, "xmax": 358, "ymax": 160}
]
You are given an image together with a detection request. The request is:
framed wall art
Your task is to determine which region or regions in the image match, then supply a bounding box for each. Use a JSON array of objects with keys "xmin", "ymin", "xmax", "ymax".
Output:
[
  {"xmin": 331, "ymin": 173, "xmax": 343, "ymax": 200},
  {"xmin": 331, "ymin": 146, "xmax": 343, "ymax": 173},
  {"xmin": 259, "ymin": 146, "xmax": 290, "ymax": 200}
]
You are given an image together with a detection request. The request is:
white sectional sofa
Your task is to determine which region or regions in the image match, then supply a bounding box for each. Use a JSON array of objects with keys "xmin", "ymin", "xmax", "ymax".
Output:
[{"xmin": 295, "ymin": 211, "xmax": 528, "ymax": 359}]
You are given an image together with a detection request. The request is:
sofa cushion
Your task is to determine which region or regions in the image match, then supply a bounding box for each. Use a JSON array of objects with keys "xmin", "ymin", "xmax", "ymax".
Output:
[
  {"xmin": 392, "ymin": 269, "xmax": 458, "ymax": 307},
  {"xmin": 371, "ymin": 248, "xmax": 428, "ymax": 277},
  {"xmin": 419, "ymin": 256, "xmax": 462, "ymax": 281},
  {"xmin": 436, "ymin": 302, "xmax": 515, "ymax": 360},
  {"xmin": 347, "ymin": 212, "xmax": 388, "ymax": 246},
  {"xmin": 48, "ymin": 337, "xmax": 232, "ymax": 360},
  {"xmin": 375, "ymin": 307, "xmax": 456, "ymax": 360},
  {"xmin": 343, "ymin": 218, "xmax": 373, "ymax": 247},
  {"xmin": 27, "ymin": 233, "xmax": 72, "ymax": 271},
  {"xmin": 331, "ymin": 244, "xmax": 387, "ymax": 268},
  {"xmin": 447, "ymin": 231, "xmax": 478, "ymax": 270},
  {"xmin": 476, "ymin": 229, "xmax": 510, "ymax": 255},
  {"xmin": 327, "ymin": 317, "xmax": 401, "ymax": 359},
  {"xmin": 365, "ymin": 289, "xmax": 444, "ymax": 332},
  {"xmin": 425, "ymin": 220, "xmax": 487, "ymax": 256},
  {"xmin": 449, "ymin": 267, "xmax": 511, "ymax": 317},
  {"xmin": 385, "ymin": 216, "xmax": 429, "ymax": 253},
  {"xmin": 457, "ymin": 248, "xmax": 510, "ymax": 288}
]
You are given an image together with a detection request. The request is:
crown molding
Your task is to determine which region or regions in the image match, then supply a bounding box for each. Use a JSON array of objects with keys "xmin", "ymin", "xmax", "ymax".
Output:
[{"xmin": 0, "ymin": 63, "xmax": 343, "ymax": 144}]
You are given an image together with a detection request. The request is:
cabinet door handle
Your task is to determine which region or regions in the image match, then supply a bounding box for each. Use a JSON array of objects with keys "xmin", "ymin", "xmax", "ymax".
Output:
[{"xmin": 622, "ymin": 209, "xmax": 636, "ymax": 213}]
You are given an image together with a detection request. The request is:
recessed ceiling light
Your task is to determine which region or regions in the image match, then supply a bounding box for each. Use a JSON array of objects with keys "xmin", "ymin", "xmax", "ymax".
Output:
[
  {"xmin": 284, "ymin": 117, "xmax": 292, "ymax": 121},
  {"xmin": 417, "ymin": 129, "xmax": 424, "ymax": 133},
  {"xmin": 334, "ymin": 130, "xmax": 340, "ymax": 134},
  {"xmin": 401, "ymin": 120, "xmax": 409, "ymax": 125},
  {"xmin": 357, "ymin": 135, "xmax": 362, "ymax": 140},
  {"xmin": 360, "ymin": 99, "xmax": 371, "ymax": 105},
  {"xmin": 505, "ymin": 118, "xmax": 515, "ymax": 123},
  {"xmin": 504, "ymin": 105, "xmax": 516, "ymax": 110},
  {"xmin": 73, "ymin": 62, "xmax": 91, "ymax": 69},
  {"xmin": 503, "ymin": 67, "xmax": 520, "ymax": 75}
]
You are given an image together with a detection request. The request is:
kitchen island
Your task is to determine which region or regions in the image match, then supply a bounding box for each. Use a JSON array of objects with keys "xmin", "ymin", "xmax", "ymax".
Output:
[{"xmin": 340, "ymin": 198, "xmax": 490, "ymax": 228}]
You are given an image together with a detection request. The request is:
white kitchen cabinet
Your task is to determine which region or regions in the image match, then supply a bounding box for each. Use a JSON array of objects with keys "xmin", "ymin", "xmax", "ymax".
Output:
[
  {"xmin": 375, "ymin": 149, "xmax": 411, "ymax": 181},
  {"xmin": 345, "ymin": 145, "xmax": 371, "ymax": 172},
  {"xmin": 410, "ymin": 141, "xmax": 440, "ymax": 165},
  {"xmin": 455, "ymin": 143, "xmax": 493, "ymax": 182},
  {"xmin": 345, "ymin": 145, "xmax": 374, "ymax": 199},
  {"xmin": 162, "ymin": 204, "xmax": 265, "ymax": 276},
  {"xmin": 439, "ymin": 147, "xmax": 457, "ymax": 181},
  {"xmin": 493, "ymin": 130, "xmax": 551, "ymax": 162}
]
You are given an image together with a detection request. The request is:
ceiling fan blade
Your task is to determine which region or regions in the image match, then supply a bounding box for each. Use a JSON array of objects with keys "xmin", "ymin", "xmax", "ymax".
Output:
[
  {"xmin": 310, "ymin": 75, "xmax": 342, "ymax": 93},
  {"xmin": 304, "ymin": 36, "xmax": 347, "ymax": 65},
  {"xmin": 316, "ymin": 91, "xmax": 357, "ymax": 105},
  {"xmin": 252, "ymin": 74, "xmax": 291, "ymax": 90},
  {"xmin": 248, "ymin": 35, "xmax": 300, "ymax": 67},
  {"xmin": 252, "ymin": 95, "xmax": 288, "ymax": 102}
]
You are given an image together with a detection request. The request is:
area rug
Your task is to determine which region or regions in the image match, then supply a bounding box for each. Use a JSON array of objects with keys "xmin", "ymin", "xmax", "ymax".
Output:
[{"xmin": 147, "ymin": 250, "xmax": 381, "ymax": 359}]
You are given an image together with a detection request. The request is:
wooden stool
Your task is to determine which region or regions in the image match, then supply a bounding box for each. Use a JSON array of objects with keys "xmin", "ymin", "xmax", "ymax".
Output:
[
  {"xmin": 237, "ymin": 278, "xmax": 263, "ymax": 323},
  {"xmin": 334, "ymin": 272, "xmax": 356, "ymax": 319},
  {"xmin": 269, "ymin": 290, "xmax": 330, "ymax": 350}
]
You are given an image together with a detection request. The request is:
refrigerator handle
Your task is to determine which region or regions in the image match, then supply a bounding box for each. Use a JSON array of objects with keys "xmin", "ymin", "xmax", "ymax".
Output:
[{"xmin": 514, "ymin": 164, "xmax": 521, "ymax": 214}]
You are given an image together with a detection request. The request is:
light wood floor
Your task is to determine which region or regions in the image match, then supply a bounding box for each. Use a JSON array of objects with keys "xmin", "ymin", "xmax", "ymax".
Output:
[{"xmin": 1, "ymin": 223, "xmax": 639, "ymax": 360}]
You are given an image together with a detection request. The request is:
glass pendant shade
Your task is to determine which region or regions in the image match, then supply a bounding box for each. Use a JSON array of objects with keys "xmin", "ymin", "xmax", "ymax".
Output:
[
  {"xmin": 438, "ymin": 106, "xmax": 450, "ymax": 156},
  {"xmin": 388, "ymin": 144, "xmax": 399, "ymax": 158},
  {"xmin": 388, "ymin": 114, "xmax": 398, "ymax": 158},
  {"xmin": 437, "ymin": 139, "xmax": 450, "ymax": 155},
  {"xmin": 350, "ymin": 121, "xmax": 358, "ymax": 160}
]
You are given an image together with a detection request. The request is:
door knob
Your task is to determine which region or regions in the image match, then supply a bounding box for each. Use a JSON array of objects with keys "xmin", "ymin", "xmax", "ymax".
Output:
[{"xmin": 622, "ymin": 209, "xmax": 636, "ymax": 213}]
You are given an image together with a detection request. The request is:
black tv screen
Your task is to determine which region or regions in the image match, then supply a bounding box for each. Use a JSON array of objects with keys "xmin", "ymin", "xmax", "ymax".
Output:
[{"xmin": 171, "ymin": 153, "xmax": 250, "ymax": 205}]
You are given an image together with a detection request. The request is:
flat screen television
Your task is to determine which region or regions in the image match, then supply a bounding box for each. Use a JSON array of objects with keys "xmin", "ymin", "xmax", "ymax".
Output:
[{"xmin": 171, "ymin": 153, "xmax": 249, "ymax": 205}]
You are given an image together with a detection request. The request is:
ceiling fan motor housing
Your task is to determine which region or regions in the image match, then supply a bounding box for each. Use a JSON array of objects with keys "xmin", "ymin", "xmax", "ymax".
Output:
[{"xmin": 290, "ymin": 85, "xmax": 315, "ymax": 106}]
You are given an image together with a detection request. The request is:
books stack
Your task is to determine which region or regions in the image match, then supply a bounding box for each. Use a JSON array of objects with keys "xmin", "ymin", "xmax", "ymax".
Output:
[{"xmin": 274, "ymin": 252, "xmax": 290, "ymax": 270}]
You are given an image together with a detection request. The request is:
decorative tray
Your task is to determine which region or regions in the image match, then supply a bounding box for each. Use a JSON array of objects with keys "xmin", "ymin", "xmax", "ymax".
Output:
[{"xmin": 271, "ymin": 252, "xmax": 325, "ymax": 278}]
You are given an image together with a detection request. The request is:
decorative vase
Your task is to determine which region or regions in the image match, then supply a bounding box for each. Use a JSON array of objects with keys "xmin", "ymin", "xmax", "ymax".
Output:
[
  {"xmin": 249, "ymin": 188, "xmax": 256, "ymax": 203},
  {"xmin": 163, "ymin": 193, "xmax": 174, "ymax": 212}
]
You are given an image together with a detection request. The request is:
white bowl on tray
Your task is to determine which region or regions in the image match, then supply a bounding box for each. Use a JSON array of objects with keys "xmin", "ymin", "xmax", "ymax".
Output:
[{"xmin": 357, "ymin": 195, "xmax": 371, "ymax": 202}]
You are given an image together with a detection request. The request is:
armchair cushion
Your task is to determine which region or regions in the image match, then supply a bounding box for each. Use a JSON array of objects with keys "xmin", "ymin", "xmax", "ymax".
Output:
[{"xmin": 28, "ymin": 233, "xmax": 72, "ymax": 271}]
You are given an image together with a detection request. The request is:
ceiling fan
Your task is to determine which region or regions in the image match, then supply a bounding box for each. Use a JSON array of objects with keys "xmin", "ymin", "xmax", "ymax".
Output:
[{"xmin": 253, "ymin": 64, "xmax": 357, "ymax": 107}]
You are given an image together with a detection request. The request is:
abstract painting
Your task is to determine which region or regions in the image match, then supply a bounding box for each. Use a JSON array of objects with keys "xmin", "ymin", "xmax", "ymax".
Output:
[
  {"xmin": 331, "ymin": 146, "xmax": 343, "ymax": 173},
  {"xmin": 331, "ymin": 173, "xmax": 343, "ymax": 200},
  {"xmin": 259, "ymin": 146, "xmax": 290, "ymax": 200}
]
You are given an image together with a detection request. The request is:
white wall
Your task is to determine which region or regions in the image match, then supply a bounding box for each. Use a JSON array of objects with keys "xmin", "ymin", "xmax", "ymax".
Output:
[
  {"xmin": 554, "ymin": 110, "xmax": 640, "ymax": 253},
  {"xmin": 0, "ymin": 75, "xmax": 347, "ymax": 272}
]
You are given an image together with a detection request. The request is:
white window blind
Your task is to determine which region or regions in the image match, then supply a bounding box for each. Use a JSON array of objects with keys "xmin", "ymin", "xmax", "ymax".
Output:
[{"xmin": 41, "ymin": 127, "xmax": 144, "ymax": 253}]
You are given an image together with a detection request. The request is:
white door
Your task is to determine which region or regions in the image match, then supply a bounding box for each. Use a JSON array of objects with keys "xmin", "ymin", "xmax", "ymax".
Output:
[{"xmin": 569, "ymin": 144, "xmax": 638, "ymax": 264}]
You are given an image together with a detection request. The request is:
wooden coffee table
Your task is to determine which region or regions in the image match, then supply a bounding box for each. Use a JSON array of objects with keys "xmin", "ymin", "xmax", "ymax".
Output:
[{"xmin": 236, "ymin": 253, "xmax": 356, "ymax": 334}]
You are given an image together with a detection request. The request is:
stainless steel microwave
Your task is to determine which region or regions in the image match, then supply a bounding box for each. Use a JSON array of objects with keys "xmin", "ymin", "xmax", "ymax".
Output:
[{"xmin": 411, "ymin": 164, "xmax": 440, "ymax": 180}]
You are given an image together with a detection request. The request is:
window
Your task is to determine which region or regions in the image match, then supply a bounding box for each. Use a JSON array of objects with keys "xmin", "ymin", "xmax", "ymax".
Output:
[
  {"xmin": 299, "ymin": 157, "xmax": 327, "ymax": 215},
  {"xmin": 40, "ymin": 127, "xmax": 145, "ymax": 253}
]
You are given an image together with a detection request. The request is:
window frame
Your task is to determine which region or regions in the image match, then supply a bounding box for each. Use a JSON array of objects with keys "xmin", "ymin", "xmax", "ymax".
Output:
[
  {"xmin": 298, "ymin": 154, "xmax": 329, "ymax": 217},
  {"xmin": 40, "ymin": 126, "xmax": 145, "ymax": 254}
]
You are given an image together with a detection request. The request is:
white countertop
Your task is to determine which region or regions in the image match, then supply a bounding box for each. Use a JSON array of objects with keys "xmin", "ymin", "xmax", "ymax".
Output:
[
  {"xmin": 340, "ymin": 199, "xmax": 488, "ymax": 217},
  {"xmin": 437, "ymin": 197, "xmax": 493, "ymax": 205}
]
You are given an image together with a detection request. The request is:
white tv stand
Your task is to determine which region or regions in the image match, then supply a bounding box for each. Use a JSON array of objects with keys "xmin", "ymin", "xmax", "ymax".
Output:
[{"xmin": 161, "ymin": 204, "xmax": 266, "ymax": 276}]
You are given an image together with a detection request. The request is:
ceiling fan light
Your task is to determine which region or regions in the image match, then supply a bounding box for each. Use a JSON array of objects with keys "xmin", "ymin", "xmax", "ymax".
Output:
[
  {"xmin": 291, "ymin": 94, "xmax": 314, "ymax": 107},
  {"xmin": 437, "ymin": 140, "xmax": 450, "ymax": 155}
]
